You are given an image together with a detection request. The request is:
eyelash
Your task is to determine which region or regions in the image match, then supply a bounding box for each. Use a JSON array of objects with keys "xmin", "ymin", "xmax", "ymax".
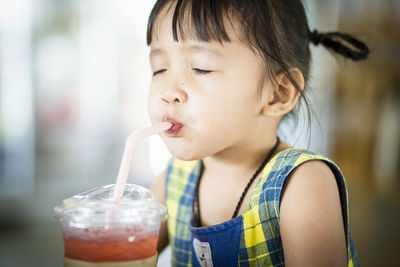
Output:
[
  {"xmin": 153, "ymin": 69, "xmax": 166, "ymax": 76},
  {"xmin": 152, "ymin": 68, "xmax": 212, "ymax": 76},
  {"xmin": 193, "ymin": 68, "xmax": 212, "ymax": 75}
]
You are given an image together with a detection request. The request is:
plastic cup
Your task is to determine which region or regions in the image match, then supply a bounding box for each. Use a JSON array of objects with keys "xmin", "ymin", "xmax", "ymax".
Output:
[{"xmin": 54, "ymin": 184, "xmax": 167, "ymax": 267}]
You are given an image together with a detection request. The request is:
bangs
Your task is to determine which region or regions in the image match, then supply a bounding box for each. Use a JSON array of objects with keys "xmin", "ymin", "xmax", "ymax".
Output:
[{"xmin": 147, "ymin": 0, "xmax": 242, "ymax": 45}]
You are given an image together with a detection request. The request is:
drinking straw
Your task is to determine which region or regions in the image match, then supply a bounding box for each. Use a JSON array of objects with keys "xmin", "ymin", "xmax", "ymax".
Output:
[{"xmin": 113, "ymin": 122, "xmax": 172, "ymax": 201}]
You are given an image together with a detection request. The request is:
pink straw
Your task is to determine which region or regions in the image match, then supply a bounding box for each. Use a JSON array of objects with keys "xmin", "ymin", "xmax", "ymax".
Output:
[{"xmin": 113, "ymin": 122, "xmax": 172, "ymax": 201}]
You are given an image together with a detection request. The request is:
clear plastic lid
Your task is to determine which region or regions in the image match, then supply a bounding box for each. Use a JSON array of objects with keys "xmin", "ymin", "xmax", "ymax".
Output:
[{"xmin": 54, "ymin": 184, "xmax": 167, "ymax": 231}]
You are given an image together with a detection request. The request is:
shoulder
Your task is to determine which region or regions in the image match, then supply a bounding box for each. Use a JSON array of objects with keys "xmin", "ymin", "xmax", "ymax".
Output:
[
  {"xmin": 249, "ymin": 148, "xmax": 342, "ymax": 204},
  {"xmin": 274, "ymin": 148, "xmax": 336, "ymax": 167},
  {"xmin": 278, "ymin": 153, "xmax": 347, "ymax": 266},
  {"xmin": 250, "ymin": 148, "xmax": 348, "ymax": 221},
  {"xmin": 280, "ymin": 159, "xmax": 340, "ymax": 211},
  {"xmin": 247, "ymin": 148, "xmax": 343, "ymax": 216},
  {"xmin": 257, "ymin": 148, "xmax": 341, "ymax": 191},
  {"xmin": 272, "ymin": 148, "xmax": 343, "ymax": 214}
]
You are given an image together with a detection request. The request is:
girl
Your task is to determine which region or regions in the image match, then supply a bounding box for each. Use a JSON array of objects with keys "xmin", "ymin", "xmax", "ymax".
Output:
[{"xmin": 147, "ymin": 0, "xmax": 368, "ymax": 266}]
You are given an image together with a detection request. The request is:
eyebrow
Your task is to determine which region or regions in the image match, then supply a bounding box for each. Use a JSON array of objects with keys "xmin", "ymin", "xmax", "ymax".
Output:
[
  {"xmin": 149, "ymin": 48, "xmax": 164, "ymax": 59},
  {"xmin": 150, "ymin": 44, "xmax": 225, "ymax": 59},
  {"xmin": 184, "ymin": 44, "xmax": 225, "ymax": 58}
]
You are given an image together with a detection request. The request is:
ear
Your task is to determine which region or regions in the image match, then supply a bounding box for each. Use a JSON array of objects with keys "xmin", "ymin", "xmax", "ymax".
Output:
[{"xmin": 261, "ymin": 68, "xmax": 304, "ymax": 117}]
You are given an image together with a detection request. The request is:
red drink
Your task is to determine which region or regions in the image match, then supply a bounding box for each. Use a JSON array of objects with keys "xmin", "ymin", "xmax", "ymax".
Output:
[{"xmin": 63, "ymin": 233, "xmax": 158, "ymax": 262}]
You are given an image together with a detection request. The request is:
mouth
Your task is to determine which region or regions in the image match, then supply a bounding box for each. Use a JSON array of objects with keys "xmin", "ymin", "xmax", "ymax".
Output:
[{"xmin": 162, "ymin": 116, "xmax": 183, "ymax": 135}]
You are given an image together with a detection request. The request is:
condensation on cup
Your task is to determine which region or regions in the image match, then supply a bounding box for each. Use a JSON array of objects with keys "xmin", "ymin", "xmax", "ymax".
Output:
[{"xmin": 54, "ymin": 184, "xmax": 167, "ymax": 267}]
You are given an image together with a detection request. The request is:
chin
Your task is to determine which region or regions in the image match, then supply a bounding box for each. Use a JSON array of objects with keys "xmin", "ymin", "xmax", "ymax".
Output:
[
  {"xmin": 165, "ymin": 142, "xmax": 202, "ymax": 161},
  {"xmin": 169, "ymin": 149, "xmax": 200, "ymax": 161}
]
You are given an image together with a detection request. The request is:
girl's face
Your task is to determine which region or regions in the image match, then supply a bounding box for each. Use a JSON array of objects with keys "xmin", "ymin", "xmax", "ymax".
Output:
[{"xmin": 148, "ymin": 12, "xmax": 273, "ymax": 160}]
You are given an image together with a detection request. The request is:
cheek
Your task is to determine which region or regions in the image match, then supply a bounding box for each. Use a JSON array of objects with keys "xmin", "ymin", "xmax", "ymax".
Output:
[
  {"xmin": 196, "ymin": 92, "xmax": 261, "ymax": 144},
  {"xmin": 192, "ymin": 97, "xmax": 242, "ymax": 136}
]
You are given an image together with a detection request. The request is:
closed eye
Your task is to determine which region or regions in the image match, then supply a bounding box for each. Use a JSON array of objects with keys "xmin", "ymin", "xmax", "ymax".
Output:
[
  {"xmin": 193, "ymin": 68, "xmax": 212, "ymax": 75},
  {"xmin": 153, "ymin": 69, "xmax": 166, "ymax": 76}
]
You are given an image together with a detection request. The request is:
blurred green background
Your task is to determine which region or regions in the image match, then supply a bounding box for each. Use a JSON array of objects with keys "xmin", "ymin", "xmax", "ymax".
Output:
[{"xmin": 0, "ymin": 0, "xmax": 398, "ymax": 266}]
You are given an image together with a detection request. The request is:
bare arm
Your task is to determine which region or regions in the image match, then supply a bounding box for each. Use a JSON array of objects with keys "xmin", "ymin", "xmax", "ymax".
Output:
[
  {"xmin": 150, "ymin": 169, "xmax": 169, "ymax": 253},
  {"xmin": 280, "ymin": 160, "xmax": 347, "ymax": 267}
]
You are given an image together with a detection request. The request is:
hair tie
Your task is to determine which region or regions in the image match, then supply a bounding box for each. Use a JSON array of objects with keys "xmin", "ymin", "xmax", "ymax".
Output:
[
  {"xmin": 309, "ymin": 29, "xmax": 369, "ymax": 61},
  {"xmin": 309, "ymin": 29, "xmax": 323, "ymax": 45}
]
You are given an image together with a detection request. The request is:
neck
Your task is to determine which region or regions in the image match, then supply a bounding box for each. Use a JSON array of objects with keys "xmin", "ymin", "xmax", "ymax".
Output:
[{"xmin": 202, "ymin": 135, "xmax": 282, "ymax": 180}]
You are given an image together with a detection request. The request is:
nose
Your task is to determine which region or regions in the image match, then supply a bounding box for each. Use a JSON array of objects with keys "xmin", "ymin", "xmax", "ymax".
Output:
[{"xmin": 161, "ymin": 81, "xmax": 188, "ymax": 105}]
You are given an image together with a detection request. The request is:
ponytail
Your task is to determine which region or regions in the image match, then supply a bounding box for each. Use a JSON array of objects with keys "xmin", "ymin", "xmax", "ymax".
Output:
[{"xmin": 309, "ymin": 29, "xmax": 369, "ymax": 61}]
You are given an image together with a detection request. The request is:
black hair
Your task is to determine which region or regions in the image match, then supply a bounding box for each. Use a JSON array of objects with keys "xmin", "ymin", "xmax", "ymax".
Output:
[{"xmin": 146, "ymin": 0, "xmax": 369, "ymax": 124}]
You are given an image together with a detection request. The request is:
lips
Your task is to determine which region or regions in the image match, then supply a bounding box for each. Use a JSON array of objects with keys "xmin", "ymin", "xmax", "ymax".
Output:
[{"xmin": 162, "ymin": 116, "xmax": 183, "ymax": 135}]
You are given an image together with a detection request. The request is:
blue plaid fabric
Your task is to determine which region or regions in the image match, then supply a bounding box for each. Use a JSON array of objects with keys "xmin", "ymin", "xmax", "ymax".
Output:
[{"xmin": 165, "ymin": 149, "xmax": 359, "ymax": 266}]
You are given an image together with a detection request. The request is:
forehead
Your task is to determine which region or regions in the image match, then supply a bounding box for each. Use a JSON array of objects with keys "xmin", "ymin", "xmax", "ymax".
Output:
[
  {"xmin": 148, "ymin": 2, "xmax": 266, "ymax": 69},
  {"xmin": 149, "ymin": 1, "xmax": 244, "ymax": 46},
  {"xmin": 150, "ymin": 42, "xmax": 225, "ymax": 59}
]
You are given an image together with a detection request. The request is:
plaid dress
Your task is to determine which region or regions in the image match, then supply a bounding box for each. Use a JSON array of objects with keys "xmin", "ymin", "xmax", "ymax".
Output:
[{"xmin": 165, "ymin": 148, "xmax": 359, "ymax": 266}]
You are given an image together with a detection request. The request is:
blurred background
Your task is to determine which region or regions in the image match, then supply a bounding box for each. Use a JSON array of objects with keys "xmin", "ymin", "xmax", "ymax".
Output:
[{"xmin": 0, "ymin": 0, "xmax": 398, "ymax": 266}]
